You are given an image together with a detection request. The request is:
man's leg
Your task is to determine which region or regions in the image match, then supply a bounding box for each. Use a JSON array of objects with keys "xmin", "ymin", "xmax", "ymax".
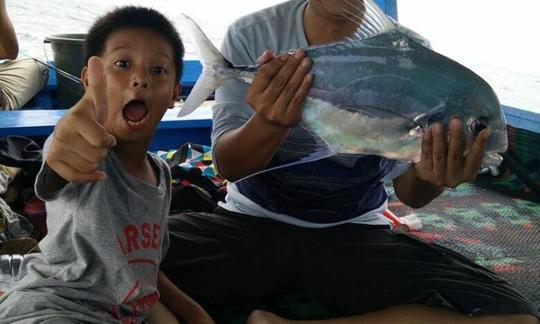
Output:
[
  {"xmin": 0, "ymin": 58, "xmax": 48, "ymax": 110},
  {"xmin": 247, "ymin": 306, "xmax": 538, "ymax": 324},
  {"xmin": 161, "ymin": 209, "xmax": 303, "ymax": 308},
  {"xmin": 294, "ymin": 226, "xmax": 539, "ymax": 323}
]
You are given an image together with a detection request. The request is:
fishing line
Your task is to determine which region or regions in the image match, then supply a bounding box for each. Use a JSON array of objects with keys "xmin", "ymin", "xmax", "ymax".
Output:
[
  {"xmin": 342, "ymin": 0, "xmax": 379, "ymax": 37},
  {"xmin": 20, "ymin": 47, "xmax": 82, "ymax": 85},
  {"xmin": 343, "ymin": 0, "xmax": 393, "ymax": 35},
  {"xmin": 42, "ymin": 42, "xmax": 82, "ymax": 84}
]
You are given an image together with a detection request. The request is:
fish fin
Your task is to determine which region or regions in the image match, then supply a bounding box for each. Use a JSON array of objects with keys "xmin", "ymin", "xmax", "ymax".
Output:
[
  {"xmin": 179, "ymin": 71, "xmax": 227, "ymax": 117},
  {"xmin": 178, "ymin": 14, "xmax": 231, "ymax": 117},
  {"xmin": 340, "ymin": 0, "xmax": 395, "ymax": 40}
]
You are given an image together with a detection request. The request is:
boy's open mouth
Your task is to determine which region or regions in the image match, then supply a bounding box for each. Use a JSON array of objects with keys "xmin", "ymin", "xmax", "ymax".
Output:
[{"xmin": 122, "ymin": 99, "xmax": 149, "ymax": 128}]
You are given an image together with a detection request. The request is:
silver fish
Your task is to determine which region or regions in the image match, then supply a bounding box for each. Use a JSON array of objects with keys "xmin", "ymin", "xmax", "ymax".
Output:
[{"xmin": 177, "ymin": 0, "xmax": 507, "ymax": 169}]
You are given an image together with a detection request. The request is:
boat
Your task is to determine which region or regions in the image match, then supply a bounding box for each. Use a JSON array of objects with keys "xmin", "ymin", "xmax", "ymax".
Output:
[{"xmin": 1, "ymin": 0, "xmax": 539, "ymax": 318}]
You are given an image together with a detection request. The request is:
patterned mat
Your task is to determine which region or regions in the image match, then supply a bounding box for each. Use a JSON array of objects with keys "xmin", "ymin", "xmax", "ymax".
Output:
[{"xmin": 390, "ymin": 183, "xmax": 540, "ymax": 311}]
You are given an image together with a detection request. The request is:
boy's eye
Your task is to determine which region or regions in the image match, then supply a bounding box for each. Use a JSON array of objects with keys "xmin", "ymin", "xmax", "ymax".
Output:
[
  {"xmin": 114, "ymin": 60, "xmax": 130, "ymax": 68},
  {"xmin": 153, "ymin": 66, "xmax": 167, "ymax": 74}
]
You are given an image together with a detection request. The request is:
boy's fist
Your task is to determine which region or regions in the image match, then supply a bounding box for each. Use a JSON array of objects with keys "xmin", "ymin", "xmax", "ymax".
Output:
[{"xmin": 46, "ymin": 57, "xmax": 116, "ymax": 183}]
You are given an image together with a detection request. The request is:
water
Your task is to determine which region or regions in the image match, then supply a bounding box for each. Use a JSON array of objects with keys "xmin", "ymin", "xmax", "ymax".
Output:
[
  {"xmin": 8, "ymin": 0, "xmax": 280, "ymax": 61},
  {"xmin": 6, "ymin": 0, "xmax": 540, "ymax": 114},
  {"xmin": 398, "ymin": 0, "xmax": 540, "ymax": 114}
]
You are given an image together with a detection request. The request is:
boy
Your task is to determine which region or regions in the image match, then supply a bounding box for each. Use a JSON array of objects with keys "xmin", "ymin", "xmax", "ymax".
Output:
[{"xmin": 0, "ymin": 6, "xmax": 213, "ymax": 324}]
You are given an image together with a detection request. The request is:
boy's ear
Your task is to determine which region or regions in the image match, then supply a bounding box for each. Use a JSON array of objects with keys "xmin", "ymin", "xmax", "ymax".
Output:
[
  {"xmin": 169, "ymin": 83, "xmax": 182, "ymax": 109},
  {"xmin": 81, "ymin": 66, "xmax": 90, "ymax": 90}
]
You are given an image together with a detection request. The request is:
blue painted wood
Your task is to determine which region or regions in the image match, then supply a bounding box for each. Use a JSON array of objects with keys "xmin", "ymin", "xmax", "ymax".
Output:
[
  {"xmin": 375, "ymin": 0, "xmax": 398, "ymax": 19},
  {"xmin": 44, "ymin": 65, "xmax": 57, "ymax": 91},
  {"xmin": 384, "ymin": 0, "xmax": 398, "ymax": 20},
  {"xmin": 24, "ymin": 60, "xmax": 202, "ymax": 109},
  {"xmin": 3, "ymin": 104, "xmax": 539, "ymax": 150},
  {"xmin": 41, "ymin": 60, "xmax": 200, "ymax": 90},
  {"xmin": 0, "ymin": 106, "xmax": 213, "ymax": 151},
  {"xmin": 182, "ymin": 60, "xmax": 202, "ymax": 87},
  {"xmin": 503, "ymin": 105, "xmax": 540, "ymax": 133}
]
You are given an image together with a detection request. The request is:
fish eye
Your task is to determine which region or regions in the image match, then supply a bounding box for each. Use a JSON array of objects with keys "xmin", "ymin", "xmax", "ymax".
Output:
[{"xmin": 468, "ymin": 118, "xmax": 488, "ymax": 136}]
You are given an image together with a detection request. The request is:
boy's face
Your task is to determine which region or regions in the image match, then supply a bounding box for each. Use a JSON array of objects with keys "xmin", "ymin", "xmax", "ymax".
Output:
[{"xmin": 83, "ymin": 28, "xmax": 181, "ymax": 144}]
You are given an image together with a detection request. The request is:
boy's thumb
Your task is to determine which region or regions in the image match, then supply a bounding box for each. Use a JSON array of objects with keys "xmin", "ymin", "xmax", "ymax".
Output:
[{"xmin": 86, "ymin": 57, "xmax": 109, "ymax": 125}]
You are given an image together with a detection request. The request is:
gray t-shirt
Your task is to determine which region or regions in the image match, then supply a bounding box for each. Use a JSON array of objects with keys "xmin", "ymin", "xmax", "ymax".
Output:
[
  {"xmin": 0, "ymin": 139, "xmax": 171, "ymax": 323},
  {"xmin": 212, "ymin": 0, "xmax": 309, "ymax": 148},
  {"xmin": 213, "ymin": 0, "xmax": 418, "ymax": 226}
]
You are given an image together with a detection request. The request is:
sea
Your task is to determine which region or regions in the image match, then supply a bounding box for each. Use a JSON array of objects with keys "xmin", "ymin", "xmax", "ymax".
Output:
[{"xmin": 6, "ymin": 0, "xmax": 540, "ymax": 114}]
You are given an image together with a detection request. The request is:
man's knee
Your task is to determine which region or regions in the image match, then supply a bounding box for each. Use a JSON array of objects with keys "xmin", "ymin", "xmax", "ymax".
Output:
[{"xmin": 0, "ymin": 58, "xmax": 48, "ymax": 109}]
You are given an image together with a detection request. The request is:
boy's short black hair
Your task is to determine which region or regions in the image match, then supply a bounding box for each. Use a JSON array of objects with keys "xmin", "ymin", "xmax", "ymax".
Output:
[{"xmin": 85, "ymin": 6, "xmax": 184, "ymax": 81}]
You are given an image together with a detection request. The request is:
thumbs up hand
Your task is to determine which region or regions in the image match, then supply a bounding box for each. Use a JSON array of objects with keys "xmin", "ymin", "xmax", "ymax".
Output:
[{"xmin": 46, "ymin": 56, "xmax": 117, "ymax": 183}]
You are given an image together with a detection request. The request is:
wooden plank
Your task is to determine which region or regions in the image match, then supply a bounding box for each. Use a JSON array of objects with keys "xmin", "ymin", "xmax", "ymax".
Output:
[{"xmin": 503, "ymin": 105, "xmax": 540, "ymax": 133}]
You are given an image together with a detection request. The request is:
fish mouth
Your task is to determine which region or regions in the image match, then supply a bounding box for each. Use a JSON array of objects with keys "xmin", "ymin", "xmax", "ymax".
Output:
[
  {"xmin": 485, "ymin": 127, "xmax": 509, "ymax": 154},
  {"xmin": 122, "ymin": 99, "xmax": 149, "ymax": 129}
]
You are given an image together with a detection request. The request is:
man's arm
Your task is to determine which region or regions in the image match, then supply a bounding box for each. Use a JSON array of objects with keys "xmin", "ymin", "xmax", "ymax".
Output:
[
  {"xmin": 393, "ymin": 119, "xmax": 489, "ymax": 208},
  {"xmin": 157, "ymin": 271, "xmax": 214, "ymax": 324},
  {"xmin": 0, "ymin": 0, "xmax": 19, "ymax": 59},
  {"xmin": 393, "ymin": 167, "xmax": 444, "ymax": 208},
  {"xmin": 214, "ymin": 51, "xmax": 313, "ymax": 181}
]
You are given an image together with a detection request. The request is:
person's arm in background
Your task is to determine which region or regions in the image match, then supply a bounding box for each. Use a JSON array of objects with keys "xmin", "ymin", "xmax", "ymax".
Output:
[
  {"xmin": 211, "ymin": 27, "xmax": 313, "ymax": 182},
  {"xmin": 393, "ymin": 119, "xmax": 489, "ymax": 208},
  {"xmin": 0, "ymin": 0, "xmax": 19, "ymax": 59}
]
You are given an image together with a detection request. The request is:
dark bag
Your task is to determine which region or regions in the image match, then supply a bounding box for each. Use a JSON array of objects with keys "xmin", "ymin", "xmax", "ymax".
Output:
[
  {"xmin": 0, "ymin": 136, "xmax": 43, "ymax": 210},
  {"xmin": 0, "ymin": 136, "xmax": 42, "ymax": 169}
]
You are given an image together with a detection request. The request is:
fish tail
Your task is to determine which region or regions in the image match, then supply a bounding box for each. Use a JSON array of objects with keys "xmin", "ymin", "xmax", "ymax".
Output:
[{"xmin": 178, "ymin": 14, "xmax": 232, "ymax": 117}]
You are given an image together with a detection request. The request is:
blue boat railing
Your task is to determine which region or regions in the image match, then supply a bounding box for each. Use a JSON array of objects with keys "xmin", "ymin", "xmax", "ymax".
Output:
[
  {"xmin": 22, "ymin": 60, "xmax": 204, "ymax": 110},
  {"xmin": 5, "ymin": 60, "xmax": 211, "ymax": 151},
  {"xmin": 3, "ymin": 56, "xmax": 540, "ymax": 152}
]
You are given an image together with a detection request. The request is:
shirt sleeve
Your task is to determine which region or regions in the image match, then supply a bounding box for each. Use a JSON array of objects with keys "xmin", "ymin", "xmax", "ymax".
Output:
[
  {"xmin": 210, "ymin": 25, "xmax": 257, "ymax": 166},
  {"xmin": 34, "ymin": 134, "xmax": 65, "ymax": 201},
  {"xmin": 160, "ymin": 158, "xmax": 172, "ymax": 262}
]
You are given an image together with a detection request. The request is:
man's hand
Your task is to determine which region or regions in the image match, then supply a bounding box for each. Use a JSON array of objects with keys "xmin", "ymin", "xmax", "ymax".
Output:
[
  {"xmin": 46, "ymin": 56, "xmax": 116, "ymax": 184},
  {"xmin": 246, "ymin": 50, "xmax": 313, "ymax": 129},
  {"xmin": 394, "ymin": 118, "xmax": 490, "ymax": 208},
  {"xmin": 413, "ymin": 118, "xmax": 490, "ymax": 188}
]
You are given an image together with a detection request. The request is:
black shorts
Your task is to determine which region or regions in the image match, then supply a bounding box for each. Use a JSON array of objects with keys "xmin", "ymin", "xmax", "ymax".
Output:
[{"xmin": 161, "ymin": 208, "xmax": 539, "ymax": 318}]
